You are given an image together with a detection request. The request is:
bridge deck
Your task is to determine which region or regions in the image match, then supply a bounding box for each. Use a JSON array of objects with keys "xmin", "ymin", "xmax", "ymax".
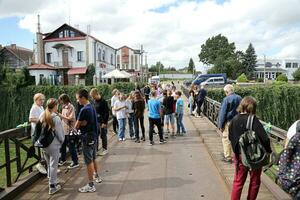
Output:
[{"xmin": 15, "ymin": 95, "xmax": 278, "ymax": 200}]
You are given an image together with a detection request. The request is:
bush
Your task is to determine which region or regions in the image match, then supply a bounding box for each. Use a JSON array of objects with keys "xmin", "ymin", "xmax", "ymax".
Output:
[
  {"xmin": 237, "ymin": 73, "xmax": 249, "ymax": 83},
  {"xmin": 257, "ymin": 78, "xmax": 264, "ymax": 83},
  {"xmin": 0, "ymin": 82, "xmax": 139, "ymax": 131},
  {"xmin": 276, "ymin": 74, "xmax": 288, "ymax": 82},
  {"xmin": 206, "ymin": 85, "xmax": 300, "ymax": 130},
  {"xmin": 293, "ymin": 68, "xmax": 300, "ymax": 81}
]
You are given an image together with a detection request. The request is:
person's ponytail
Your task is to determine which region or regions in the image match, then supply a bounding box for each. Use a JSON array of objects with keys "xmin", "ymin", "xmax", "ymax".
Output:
[{"xmin": 41, "ymin": 98, "xmax": 58, "ymax": 130}]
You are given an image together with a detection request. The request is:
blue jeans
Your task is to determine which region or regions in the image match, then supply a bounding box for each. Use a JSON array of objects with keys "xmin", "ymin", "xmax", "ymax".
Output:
[
  {"xmin": 118, "ymin": 118, "xmax": 126, "ymax": 139},
  {"xmin": 128, "ymin": 113, "xmax": 135, "ymax": 138},
  {"xmin": 176, "ymin": 113, "xmax": 186, "ymax": 134},
  {"xmin": 189, "ymin": 103, "xmax": 193, "ymax": 115}
]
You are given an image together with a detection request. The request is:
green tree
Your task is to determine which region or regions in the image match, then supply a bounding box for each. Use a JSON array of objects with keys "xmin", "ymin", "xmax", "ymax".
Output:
[
  {"xmin": 242, "ymin": 43, "xmax": 257, "ymax": 79},
  {"xmin": 85, "ymin": 64, "xmax": 95, "ymax": 85},
  {"xmin": 293, "ymin": 68, "xmax": 300, "ymax": 81},
  {"xmin": 276, "ymin": 74, "xmax": 288, "ymax": 82},
  {"xmin": 149, "ymin": 61, "xmax": 164, "ymax": 74},
  {"xmin": 187, "ymin": 58, "xmax": 195, "ymax": 73},
  {"xmin": 237, "ymin": 73, "xmax": 249, "ymax": 82}
]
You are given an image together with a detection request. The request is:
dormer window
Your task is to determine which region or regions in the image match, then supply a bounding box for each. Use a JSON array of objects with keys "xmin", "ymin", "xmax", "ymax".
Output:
[
  {"xmin": 64, "ymin": 30, "xmax": 69, "ymax": 37},
  {"xmin": 59, "ymin": 31, "xmax": 63, "ymax": 38}
]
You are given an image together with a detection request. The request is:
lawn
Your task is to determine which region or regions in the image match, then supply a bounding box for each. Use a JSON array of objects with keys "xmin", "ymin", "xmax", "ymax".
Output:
[{"xmin": 0, "ymin": 139, "xmax": 38, "ymax": 188}]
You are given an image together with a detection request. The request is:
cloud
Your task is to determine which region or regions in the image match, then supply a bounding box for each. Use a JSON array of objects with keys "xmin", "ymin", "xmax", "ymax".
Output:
[{"xmin": 2, "ymin": 0, "xmax": 300, "ymax": 70}]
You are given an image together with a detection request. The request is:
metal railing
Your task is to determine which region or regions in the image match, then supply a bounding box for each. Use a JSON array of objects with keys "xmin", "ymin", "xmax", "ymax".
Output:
[
  {"xmin": 0, "ymin": 125, "xmax": 41, "ymax": 192},
  {"xmin": 53, "ymin": 61, "xmax": 73, "ymax": 68}
]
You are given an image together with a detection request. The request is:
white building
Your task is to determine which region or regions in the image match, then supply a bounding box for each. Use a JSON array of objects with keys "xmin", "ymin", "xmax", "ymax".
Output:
[
  {"xmin": 29, "ymin": 21, "xmax": 116, "ymax": 85},
  {"xmin": 255, "ymin": 58, "xmax": 300, "ymax": 80}
]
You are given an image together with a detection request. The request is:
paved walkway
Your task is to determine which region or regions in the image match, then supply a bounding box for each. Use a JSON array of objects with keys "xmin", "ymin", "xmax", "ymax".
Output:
[{"xmin": 17, "ymin": 102, "xmax": 229, "ymax": 200}]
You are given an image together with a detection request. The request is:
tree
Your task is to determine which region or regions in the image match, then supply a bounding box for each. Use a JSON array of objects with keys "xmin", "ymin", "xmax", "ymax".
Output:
[
  {"xmin": 242, "ymin": 43, "xmax": 257, "ymax": 79},
  {"xmin": 237, "ymin": 73, "xmax": 249, "ymax": 82},
  {"xmin": 187, "ymin": 58, "xmax": 195, "ymax": 73},
  {"xmin": 85, "ymin": 64, "xmax": 95, "ymax": 85},
  {"xmin": 276, "ymin": 74, "xmax": 288, "ymax": 82},
  {"xmin": 293, "ymin": 68, "xmax": 300, "ymax": 81},
  {"xmin": 148, "ymin": 61, "xmax": 164, "ymax": 74},
  {"xmin": 22, "ymin": 67, "xmax": 35, "ymax": 85},
  {"xmin": 198, "ymin": 34, "xmax": 239, "ymax": 78}
]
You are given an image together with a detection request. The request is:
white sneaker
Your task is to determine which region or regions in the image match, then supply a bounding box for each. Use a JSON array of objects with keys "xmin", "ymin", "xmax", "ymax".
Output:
[
  {"xmin": 49, "ymin": 184, "xmax": 61, "ymax": 195},
  {"xmin": 94, "ymin": 176, "xmax": 103, "ymax": 184},
  {"xmin": 119, "ymin": 138, "xmax": 122, "ymax": 141},
  {"xmin": 122, "ymin": 138, "xmax": 126, "ymax": 141},
  {"xmin": 57, "ymin": 169, "xmax": 61, "ymax": 173},
  {"xmin": 99, "ymin": 150, "xmax": 108, "ymax": 156},
  {"xmin": 36, "ymin": 163, "xmax": 47, "ymax": 175},
  {"xmin": 78, "ymin": 184, "xmax": 96, "ymax": 193}
]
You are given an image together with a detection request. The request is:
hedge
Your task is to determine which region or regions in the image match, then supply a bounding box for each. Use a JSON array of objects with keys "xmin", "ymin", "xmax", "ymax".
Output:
[
  {"xmin": 206, "ymin": 85, "xmax": 300, "ymax": 130},
  {"xmin": 0, "ymin": 82, "xmax": 140, "ymax": 131}
]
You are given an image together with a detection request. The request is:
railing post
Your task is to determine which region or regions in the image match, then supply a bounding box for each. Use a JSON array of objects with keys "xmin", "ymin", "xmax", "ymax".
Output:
[{"xmin": 4, "ymin": 138, "xmax": 11, "ymax": 187}]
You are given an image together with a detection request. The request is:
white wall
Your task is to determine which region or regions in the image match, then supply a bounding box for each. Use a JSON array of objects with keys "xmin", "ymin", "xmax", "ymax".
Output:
[
  {"xmin": 116, "ymin": 48, "xmax": 141, "ymax": 71},
  {"xmin": 44, "ymin": 39, "xmax": 87, "ymax": 68},
  {"xmin": 29, "ymin": 69, "xmax": 57, "ymax": 85}
]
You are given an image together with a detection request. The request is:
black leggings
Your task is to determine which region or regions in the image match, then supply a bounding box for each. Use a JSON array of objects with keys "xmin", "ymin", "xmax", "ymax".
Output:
[
  {"xmin": 113, "ymin": 116, "xmax": 118, "ymax": 133},
  {"xmin": 149, "ymin": 118, "xmax": 163, "ymax": 142},
  {"xmin": 135, "ymin": 116, "xmax": 145, "ymax": 139},
  {"xmin": 197, "ymin": 101, "xmax": 203, "ymax": 116}
]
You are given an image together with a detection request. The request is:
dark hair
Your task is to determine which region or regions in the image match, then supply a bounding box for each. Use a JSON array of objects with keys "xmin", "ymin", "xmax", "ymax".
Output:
[
  {"xmin": 176, "ymin": 91, "xmax": 182, "ymax": 96},
  {"xmin": 151, "ymin": 90, "xmax": 157, "ymax": 97},
  {"xmin": 237, "ymin": 96, "xmax": 257, "ymax": 114},
  {"xmin": 77, "ymin": 89, "xmax": 89, "ymax": 99},
  {"xmin": 163, "ymin": 90, "xmax": 167, "ymax": 96},
  {"xmin": 134, "ymin": 91, "xmax": 143, "ymax": 101},
  {"xmin": 189, "ymin": 90, "xmax": 194, "ymax": 96},
  {"xmin": 59, "ymin": 93, "xmax": 71, "ymax": 104}
]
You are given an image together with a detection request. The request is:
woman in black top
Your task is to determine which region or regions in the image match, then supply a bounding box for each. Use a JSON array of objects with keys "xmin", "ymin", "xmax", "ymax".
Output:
[{"xmin": 229, "ymin": 96, "xmax": 272, "ymax": 200}]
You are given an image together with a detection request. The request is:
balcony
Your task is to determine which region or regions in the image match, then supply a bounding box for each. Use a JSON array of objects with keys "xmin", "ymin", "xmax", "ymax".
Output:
[{"xmin": 53, "ymin": 61, "xmax": 72, "ymax": 68}]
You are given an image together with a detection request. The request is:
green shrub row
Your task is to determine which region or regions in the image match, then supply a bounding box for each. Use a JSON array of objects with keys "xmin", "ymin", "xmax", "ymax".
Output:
[
  {"xmin": 0, "ymin": 82, "xmax": 139, "ymax": 131},
  {"xmin": 206, "ymin": 85, "xmax": 300, "ymax": 130}
]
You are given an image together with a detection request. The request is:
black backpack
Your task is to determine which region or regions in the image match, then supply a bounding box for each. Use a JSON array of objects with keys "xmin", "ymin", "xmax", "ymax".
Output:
[
  {"xmin": 278, "ymin": 121, "xmax": 300, "ymax": 198},
  {"xmin": 33, "ymin": 120, "xmax": 56, "ymax": 148},
  {"xmin": 239, "ymin": 115, "xmax": 270, "ymax": 170}
]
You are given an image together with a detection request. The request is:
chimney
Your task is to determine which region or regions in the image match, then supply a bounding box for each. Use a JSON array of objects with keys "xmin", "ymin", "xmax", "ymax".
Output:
[
  {"xmin": 36, "ymin": 15, "xmax": 44, "ymax": 64},
  {"xmin": 11, "ymin": 44, "xmax": 17, "ymax": 49}
]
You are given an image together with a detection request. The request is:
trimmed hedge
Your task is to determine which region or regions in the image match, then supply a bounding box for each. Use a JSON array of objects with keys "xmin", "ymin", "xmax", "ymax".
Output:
[
  {"xmin": 206, "ymin": 85, "xmax": 300, "ymax": 130},
  {"xmin": 0, "ymin": 82, "xmax": 139, "ymax": 131}
]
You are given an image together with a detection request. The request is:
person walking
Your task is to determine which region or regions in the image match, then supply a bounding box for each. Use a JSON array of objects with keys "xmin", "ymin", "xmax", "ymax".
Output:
[
  {"xmin": 75, "ymin": 89, "xmax": 102, "ymax": 193},
  {"xmin": 188, "ymin": 90, "xmax": 195, "ymax": 116},
  {"xmin": 111, "ymin": 89, "xmax": 119, "ymax": 134},
  {"xmin": 144, "ymin": 85, "xmax": 151, "ymax": 104},
  {"xmin": 195, "ymin": 85, "xmax": 207, "ymax": 117},
  {"xmin": 126, "ymin": 92, "xmax": 135, "ymax": 140},
  {"xmin": 114, "ymin": 93, "xmax": 127, "ymax": 141},
  {"xmin": 58, "ymin": 94, "xmax": 79, "ymax": 169},
  {"xmin": 229, "ymin": 96, "xmax": 271, "ymax": 200},
  {"xmin": 29, "ymin": 93, "xmax": 47, "ymax": 174},
  {"xmin": 175, "ymin": 91, "xmax": 186, "ymax": 136},
  {"xmin": 40, "ymin": 98, "xmax": 65, "ymax": 195},
  {"xmin": 218, "ymin": 84, "xmax": 242, "ymax": 164},
  {"xmin": 148, "ymin": 91, "xmax": 166, "ymax": 145},
  {"xmin": 133, "ymin": 91, "xmax": 146, "ymax": 143},
  {"xmin": 90, "ymin": 88, "xmax": 109, "ymax": 156},
  {"xmin": 163, "ymin": 90, "xmax": 176, "ymax": 137}
]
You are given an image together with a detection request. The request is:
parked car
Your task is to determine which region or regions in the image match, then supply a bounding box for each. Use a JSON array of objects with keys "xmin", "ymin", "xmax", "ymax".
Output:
[
  {"xmin": 192, "ymin": 74, "xmax": 227, "ymax": 85},
  {"xmin": 200, "ymin": 76, "xmax": 226, "ymax": 86}
]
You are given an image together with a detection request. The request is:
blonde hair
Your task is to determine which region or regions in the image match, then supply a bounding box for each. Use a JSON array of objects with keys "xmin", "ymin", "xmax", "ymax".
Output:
[
  {"xmin": 90, "ymin": 88, "xmax": 99, "ymax": 96},
  {"xmin": 224, "ymin": 84, "xmax": 234, "ymax": 95},
  {"xmin": 112, "ymin": 89, "xmax": 119, "ymax": 96},
  {"xmin": 42, "ymin": 98, "xmax": 58, "ymax": 129},
  {"xmin": 33, "ymin": 93, "xmax": 45, "ymax": 104}
]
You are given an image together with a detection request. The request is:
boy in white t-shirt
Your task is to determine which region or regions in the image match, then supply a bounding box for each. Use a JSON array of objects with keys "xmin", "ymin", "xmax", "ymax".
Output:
[{"xmin": 114, "ymin": 93, "xmax": 127, "ymax": 141}]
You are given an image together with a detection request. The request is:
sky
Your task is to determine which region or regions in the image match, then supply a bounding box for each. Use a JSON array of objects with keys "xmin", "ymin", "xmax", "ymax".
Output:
[{"xmin": 1, "ymin": 0, "xmax": 300, "ymax": 71}]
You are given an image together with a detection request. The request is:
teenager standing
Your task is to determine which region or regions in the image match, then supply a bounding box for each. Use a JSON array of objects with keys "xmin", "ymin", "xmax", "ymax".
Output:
[
  {"xmin": 126, "ymin": 92, "xmax": 135, "ymax": 140},
  {"xmin": 75, "ymin": 89, "xmax": 102, "ymax": 193},
  {"xmin": 175, "ymin": 91, "xmax": 186, "ymax": 135},
  {"xmin": 163, "ymin": 90, "xmax": 176, "ymax": 137},
  {"xmin": 133, "ymin": 91, "xmax": 146, "ymax": 142},
  {"xmin": 114, "ymin": 93, "xmax": 127, "ymax": 141},
  {"xmin": 111, "ymin": 89, "xmax": 119, "ymax": 134}
]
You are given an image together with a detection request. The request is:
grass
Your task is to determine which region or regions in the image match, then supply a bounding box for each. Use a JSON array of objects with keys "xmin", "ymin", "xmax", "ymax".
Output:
[
  {"xmin": 0, "ymin": 139, "xmax": 38, "ymax": 188},
  {"xmin": 264, "ymin": 142, "xmax": 284, "ymax": 182}
]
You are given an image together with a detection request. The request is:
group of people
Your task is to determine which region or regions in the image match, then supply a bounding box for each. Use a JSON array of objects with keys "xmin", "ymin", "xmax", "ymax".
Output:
[{"xmin": 28, "ymin": 83, "xmax": 187, "ymax": 195}]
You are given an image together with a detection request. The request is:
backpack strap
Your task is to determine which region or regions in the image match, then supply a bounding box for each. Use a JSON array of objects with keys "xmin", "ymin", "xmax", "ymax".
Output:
[{"xmin": 246, "ymin": 115, "xmax": 255, "ymax": 131}]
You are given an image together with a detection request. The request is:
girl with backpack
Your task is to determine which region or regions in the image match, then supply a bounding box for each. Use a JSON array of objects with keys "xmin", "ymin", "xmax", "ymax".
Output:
[
  {"xmin": 228, "ymin": 96, "xmax": 272, "ymax": 200},
  {"xmin": 40, "ymin": 98, "xmax": 65, "ymax": 195}
]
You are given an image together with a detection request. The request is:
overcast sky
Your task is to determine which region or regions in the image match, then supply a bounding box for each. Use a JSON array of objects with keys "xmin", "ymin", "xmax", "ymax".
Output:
[{"xmin": 1, "ymin": 0, "xmax": 300, "ymax": 70}]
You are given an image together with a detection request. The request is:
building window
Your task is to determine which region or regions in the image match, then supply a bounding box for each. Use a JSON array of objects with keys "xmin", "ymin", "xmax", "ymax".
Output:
[
  {"xmin": 111, "ymin": 54, "xmax": 114, "ymax": 65},
  {"xmin": 46, "ymin": 53, "xmax": 52, "ymax": 63},
  {"xmin": 70, "ymin": 30, "xmax": 75, "ymax": 37},
  {"xmin": 102, "ymin": 50, "xmax": 105, "ymax": 61},
  {"xmin": 39, "ymin": 74, "xmax": 44, "ymax": 84},
  {"xmin": 286, "ymin": 63, "xmax": 291, "ymax": 68},
  {"xmin": 293, "ymin": 63, "xmax": 298, "ymax": 68},
  {"xmin": 98, "ymin": 48, "xmax": 101, "ymax": 61},
  {"xmin": 64, "ymin": 30, "xmax": 69, "ymax": 37},
  {"xmin": 77, "ymin": 51, "xmax": 83, "ymax": 61},
  {"xmin": 59, "ymin": 31, "xmax": 63, "ymax": 38}
]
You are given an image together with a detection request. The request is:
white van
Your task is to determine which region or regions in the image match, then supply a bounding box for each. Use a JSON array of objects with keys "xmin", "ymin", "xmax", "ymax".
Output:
[
  {"xmin": 200, "ymin": 77, "xmax": 225, "ymax": 86},
  {"xmin": 149, "ymin": 76, "xmax": 160, "ymax": 85}
]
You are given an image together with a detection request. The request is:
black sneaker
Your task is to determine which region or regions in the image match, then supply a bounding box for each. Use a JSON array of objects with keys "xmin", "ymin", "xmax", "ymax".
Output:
[
  {"xmin": 135, "ymin": 139, "xmax": 140, "ymax": 143},
  {"xmin": 58, "ymin": 160, "xmax": 66, "ymax": 166},
  {"xmin": 67, "ymin": 162, "xmax": 79, "ymax": 169},
  {"xmin": 159, "ymin": 139, "xmax": 167, "ymax": 144},
  {"xmin": 141, "ymin": 137, "xmax": 145, "ymax": 142},
  {"xmin": 149, "ymin": 141, "xmax": 154, "ymax": 146}
]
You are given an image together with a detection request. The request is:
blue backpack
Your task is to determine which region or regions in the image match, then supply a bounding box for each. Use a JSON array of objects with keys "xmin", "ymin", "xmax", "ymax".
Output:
[{"xmin": 278, "ymin": 121, "xmax": 300, "ymax": 198}]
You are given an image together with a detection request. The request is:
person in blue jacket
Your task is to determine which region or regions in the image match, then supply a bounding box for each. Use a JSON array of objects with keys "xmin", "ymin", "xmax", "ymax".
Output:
[{"xmin": 218, "ymin": 84, "xmax": 242, "ymax": 164}]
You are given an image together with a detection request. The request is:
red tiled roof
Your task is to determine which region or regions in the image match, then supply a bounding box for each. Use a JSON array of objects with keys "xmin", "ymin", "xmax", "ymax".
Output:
[
  {"xmin": 43, "ymin": 37, "xmax": 86, "ymax": 42},
  {"xmin": 67, "ymin": 67, "xmax": 87, "ymax": 75},
  {"xmin": 28, "ymin": 64, "xmax": 56, "ymax": 70}
]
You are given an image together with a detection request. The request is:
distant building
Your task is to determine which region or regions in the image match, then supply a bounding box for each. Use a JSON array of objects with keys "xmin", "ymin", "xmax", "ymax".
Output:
[
  {"xmin": 0, "ymin": 44, "xmax": 33, "ymax": 70},
  {"xmin": 30, "ymin": 17, "xmax": 116, "ymax": 85},
  {"xmin": 255, "ymin": 58, "xmax": 300, "ymax": 80}
]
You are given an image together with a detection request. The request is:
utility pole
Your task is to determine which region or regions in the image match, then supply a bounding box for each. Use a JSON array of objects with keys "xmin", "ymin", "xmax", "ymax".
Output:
[{"xmin": 264, "ymin": 54, "xmax": 266, "ymax": 83}]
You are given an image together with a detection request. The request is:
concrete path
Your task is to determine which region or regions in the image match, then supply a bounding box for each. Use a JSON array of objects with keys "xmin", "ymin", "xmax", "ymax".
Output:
[{"xmin": 17, "ymin": 103, "xmax": 229, "ymax": 200}]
